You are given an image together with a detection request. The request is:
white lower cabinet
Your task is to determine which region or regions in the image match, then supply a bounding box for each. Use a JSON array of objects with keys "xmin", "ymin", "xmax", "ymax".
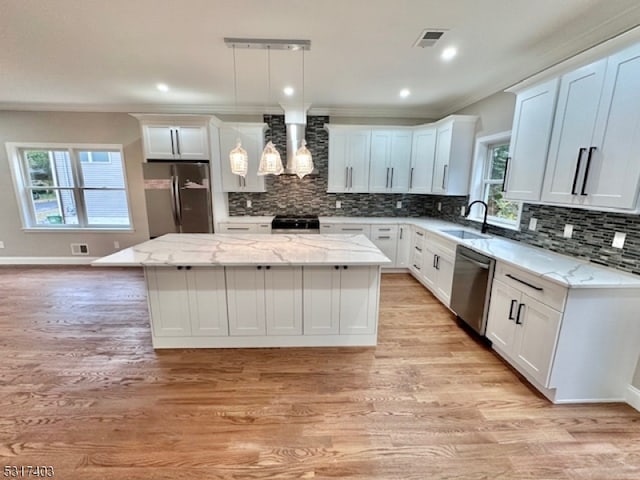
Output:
[
  {"xmin": 226, "ymin": 266, "xmax": 302, "ymax": 336},
  {"xmin": 303, "ymin": 266, "xmax": 379, "ymax": 336},
  {"xmin": 486, "ymin": 277, "xmax": 562, "ymax": 387},
  {"xmin": 146, "ymin": 266, "xmax": 227, "ymax": 337},
  {"xmin": 370, "ymin": 225, "xmax": 398, "ymax": 266},
  {"xmin": 408, "ymin": 229, "xmax": 455, "ymax": 307}
]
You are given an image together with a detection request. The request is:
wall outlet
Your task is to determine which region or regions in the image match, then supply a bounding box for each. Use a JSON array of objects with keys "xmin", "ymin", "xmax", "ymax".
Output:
[
  {"xmin": 113, "ymin": 241, "xmax": 120, "ymax": 250},
  {"xmin": 437, "ymin": 202, "xmax": 442, "ymax": 212},
  {"xmin": 612, "ymin": 232, "xmax": 626, "ymax": 249},
  {"xmin": 460, "ymin": 206, "xmax": 466, "ymax": 216},
  {"xmin": 528, "ymin": 218, "xmax": 538, "ymax": 231},
  {"xmin": 563, "ymin": 224, "xmax": 574, "ymax": 239},
  {"xmin": 0, "ymin": 241, "xmax": 4, "ymax": 249},
  {"xmin": 246, "ymin": 199, "xmax": 252, "ymax": 208},
  {"xmin": 336, "ymin": 200, "xmax": 342, "ymax": 209},
  {"xmin": 396, "ymin": 201, "xmax": 402, "ymax": 209}
]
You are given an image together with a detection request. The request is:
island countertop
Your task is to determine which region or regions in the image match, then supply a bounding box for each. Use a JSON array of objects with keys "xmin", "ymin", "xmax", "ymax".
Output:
[{"xmin": 92, "ymin": 233, "xmax": 392, "ymax": 267}]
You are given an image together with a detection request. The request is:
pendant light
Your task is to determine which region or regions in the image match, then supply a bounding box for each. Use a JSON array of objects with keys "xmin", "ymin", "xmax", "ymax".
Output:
[
  {"xmin": 257, "ymin": 46, "xmax": 284, "ymax": 176},
  {"xmin": 229, "ymin": 45, "xmax": 248, "ymax": 177},
  {"xmin": 294, "ymin": 48, "xmax": 314, "ymax": 178}
]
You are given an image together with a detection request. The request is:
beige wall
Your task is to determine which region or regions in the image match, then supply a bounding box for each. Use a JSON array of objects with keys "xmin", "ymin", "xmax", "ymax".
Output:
[
  {"xmin": 453, "ymin": 91, "xmax": 516, "ymax": 137},
  {"xmin": 0, "ymin": 111, "xmax": 149, "ymax": 259}
]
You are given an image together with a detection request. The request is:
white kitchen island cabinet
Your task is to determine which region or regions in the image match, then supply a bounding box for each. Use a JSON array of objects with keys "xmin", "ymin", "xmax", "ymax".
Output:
[{"xmin": 93, "ymin": 233, "xmax": 390, "ymax": 348}]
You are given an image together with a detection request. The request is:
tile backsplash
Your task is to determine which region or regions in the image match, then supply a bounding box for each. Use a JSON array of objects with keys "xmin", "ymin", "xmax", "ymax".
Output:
[
  {"xmin": 429, "ymin": 196, "xmax": 640, "ymax": 275},
  {"xmin": 227, "ymin": 115, "xmax": 429, "ymax": 217}
]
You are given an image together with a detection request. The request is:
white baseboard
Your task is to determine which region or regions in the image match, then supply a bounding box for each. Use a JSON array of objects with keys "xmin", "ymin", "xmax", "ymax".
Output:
[
  {"xmin": 0, "ymin": 256, "xmax": 99, "ymax": 265},
  {"xmin": 626, "ymin": 385, "xmax": 640, "ymax": 412}
]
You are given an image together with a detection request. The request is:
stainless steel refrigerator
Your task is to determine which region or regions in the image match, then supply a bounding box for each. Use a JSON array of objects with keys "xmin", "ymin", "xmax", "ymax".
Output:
[{"xmin": 142, "ymin": 161, "xmax": 213, "ymax": 238}]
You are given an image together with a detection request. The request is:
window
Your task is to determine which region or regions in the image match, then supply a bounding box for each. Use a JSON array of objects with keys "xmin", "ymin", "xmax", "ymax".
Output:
[
  {"xmin": 469, "ymin": 132, "xmax": 522, "ymax": 229},
  {"xmin": 7, "ymin": 143, "xmax": 132, "ymax": 229}
]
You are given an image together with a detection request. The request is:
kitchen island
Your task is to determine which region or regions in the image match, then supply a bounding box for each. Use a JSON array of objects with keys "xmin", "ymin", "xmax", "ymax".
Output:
[{"xmin": 93, "ymin": 233, "xmax": 391, "ymax": 348}]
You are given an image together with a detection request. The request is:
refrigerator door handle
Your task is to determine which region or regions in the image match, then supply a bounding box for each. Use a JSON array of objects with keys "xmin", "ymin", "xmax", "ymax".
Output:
[
  {"xmin": 169, "ymin": 175, "xmax": 180, "ymax": 228},
  {"xmin": 173, "ymin": 175, "xmax": 183, "ymax": 228}
]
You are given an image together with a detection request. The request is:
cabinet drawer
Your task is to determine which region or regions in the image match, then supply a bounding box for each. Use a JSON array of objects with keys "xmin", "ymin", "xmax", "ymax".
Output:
[
  {"xmin": 426, "ymin": 232, "xmax": 456, "ymax": 258},
  {"xmin": 412, "ymin": 228, "xmax": 425, "ymax": 250},
  {"xmin": 371, "ymin": 225, "xmax": 398, "ymax": 237},
  {"xmin": 495, "ymin": 262, "xmax": 567, "ymax": 312},
  {"xmin": 335, "ymin": 224, "xmax": 372, "ymax": 237},
  {"xmin": 218, "ymin": 223, "xmax": 258, "ymax": 233}
]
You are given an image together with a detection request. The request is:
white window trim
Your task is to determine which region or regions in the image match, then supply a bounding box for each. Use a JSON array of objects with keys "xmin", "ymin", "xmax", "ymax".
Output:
[
  {"xmin": 468, "ymin": 131, "xmax": 522, "ymax": 231},
  {"xmin": 5, "ymin": 142, "xmax": 134, "ymax": 231}
]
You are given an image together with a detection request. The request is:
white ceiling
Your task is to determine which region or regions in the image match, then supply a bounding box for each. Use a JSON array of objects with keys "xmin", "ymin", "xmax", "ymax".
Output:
[{"xmin": 2, "ymin": 0, "xmax": 640, "ymax": 118}]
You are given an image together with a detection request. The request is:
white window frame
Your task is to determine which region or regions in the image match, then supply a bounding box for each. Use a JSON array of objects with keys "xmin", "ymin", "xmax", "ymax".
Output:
[
  {"xmin": 5, "ymin": 142, "xmax": 133, "ymax": 232},
  {"xmin": 468, "ymin": 131, "xmax": 522, "ymax": 230}
]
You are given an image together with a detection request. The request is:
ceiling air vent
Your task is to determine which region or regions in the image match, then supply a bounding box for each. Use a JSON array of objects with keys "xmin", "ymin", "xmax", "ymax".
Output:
[{"xmin": 413, "ymin": 29, "xmax": 447, "ymax": 48}]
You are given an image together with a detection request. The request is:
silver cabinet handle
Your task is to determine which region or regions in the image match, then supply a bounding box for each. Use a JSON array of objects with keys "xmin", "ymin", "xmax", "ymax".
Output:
[
  {"xmin": 350, "ymin": 167, "xmax": 353, "ymax": 188},
  {"xmin": 415, "ymin": 246, "xmax": 422, "ymax": 252},
  {"xmin": 390, "ymin": 167, "xmax": 394, "ymax": 188},
  {"xmin": 170, "ymin": 129, "xmax": 176, "ymax": 155},
  {"xmin": 227, "ymin": 227, "xmax": 250, "ymax": 231},
  {"xmin": 581, "ymin": 146, "xmax": 596, "ymax": 196},
  {"xmin": 413, "ymin": 264, "xmax": 421, "ymax": 270},
  {"xmin": 399, "ymin": 227, "xmax": 403, "ymax": 239},
  {"xmin": 416, "ymin": 231, "xmax": 424, "ymax": 237},
  {"xmin": 516, "ymin": 303, "xmax": 525, "ymax": 325},
  {"xmin": 505, "ymin": 273, "xmax": 543, "ymax": 291},
  {"xmin": 442, "ymin": 164, "xmax": 447, "ymax": 190},
  {"xmin": 345, "ymin": 167, "xmax": 349, "ymax": 188},
  {"xmin": 508, "ymin": 299, "xmax": 517, "ymax": 320},
  {"xmin": 386, "ymin": 167, "xmax": 390, "ymax": 188},
  {"xmin": 342, "ymin": 228, "xmax": 364, "ymax": 232},
  {"xmin": 377, "ymin": 236, "xmax": 391, "ymax": 240},
  {"xmin": 409, "ymin": 167, "xmax": 414, "ymax": 189},
  {"xmin": 378, "ymin": 228, "xmax": 391, "ymax": 232},
  {"xmin": 571, "ymin": 148, "xmax": 586, "ymax": 195}
]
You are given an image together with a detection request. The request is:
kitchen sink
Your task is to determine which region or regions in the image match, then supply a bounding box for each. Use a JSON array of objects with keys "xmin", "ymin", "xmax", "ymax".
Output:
[{"xmin": 440, "ymin": 229, "xmax": 488, "ymax": 240}]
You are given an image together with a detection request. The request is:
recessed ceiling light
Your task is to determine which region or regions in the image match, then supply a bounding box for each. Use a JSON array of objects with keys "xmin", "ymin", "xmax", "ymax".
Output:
[
  {"xmin": 441, "ymin": 47, "xmax": 457, "ymax": 61},
  {"xmin": 283, "ymin": 86, "xmax": 294, "ymax": 96},
  {"xmin": 399, "ymin": 88, "xmax": 411, "ymax": 98},
  {"xmin": 156, "ymin": 83, "xmax": 169, "ymax": 92}
]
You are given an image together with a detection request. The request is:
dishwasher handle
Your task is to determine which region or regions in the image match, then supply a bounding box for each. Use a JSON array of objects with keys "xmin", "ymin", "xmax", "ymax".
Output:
[{"xmin": 458, "ymin": 252, "xmax": 491, "ymax": 270}]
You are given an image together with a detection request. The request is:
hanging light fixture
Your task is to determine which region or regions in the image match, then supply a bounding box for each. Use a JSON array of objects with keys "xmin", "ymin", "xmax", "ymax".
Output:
[
  {"xmin": 257, "ymin": 46, "xmax": 284, "ymax": 176},
  {"xmin": 293, "ymin": 47, "xmax": 313, "ymax": 178},
  {"xmin": 229, "ymin": 45, "xmax": 248, "ymax": 177}
]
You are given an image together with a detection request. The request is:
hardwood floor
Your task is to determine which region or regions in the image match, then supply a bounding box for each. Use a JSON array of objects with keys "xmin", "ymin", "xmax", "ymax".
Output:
[{"xmin": 1, "ymin": 267, "xmax": 639, "ymax": 479}]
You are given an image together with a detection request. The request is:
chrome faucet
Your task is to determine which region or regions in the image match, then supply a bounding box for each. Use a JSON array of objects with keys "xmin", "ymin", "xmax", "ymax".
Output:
[{"xmin": 465, "ymin": 200, "xmax": 489, "ymax": 234}]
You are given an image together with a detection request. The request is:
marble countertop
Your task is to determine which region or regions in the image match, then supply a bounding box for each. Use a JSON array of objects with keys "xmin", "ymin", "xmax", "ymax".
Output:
[
  {"xmin": 93, "ymin": 233, "xmax": 391, "ymax": 267},
  {"xmin": 318, "ymin": 216, "xmax": 640, "ymax": 289}
]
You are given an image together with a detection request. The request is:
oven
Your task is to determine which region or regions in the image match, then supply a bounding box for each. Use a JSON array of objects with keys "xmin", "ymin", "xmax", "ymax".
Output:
[{"xmin": 271, "ymin": 215, "xmax": 320, "ymax": 234}]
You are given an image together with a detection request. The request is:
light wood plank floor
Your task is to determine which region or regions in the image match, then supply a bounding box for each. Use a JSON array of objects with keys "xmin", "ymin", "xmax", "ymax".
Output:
[{"xmin": 1, "ymin": 267, "xmax": 639, "ymax": 479}]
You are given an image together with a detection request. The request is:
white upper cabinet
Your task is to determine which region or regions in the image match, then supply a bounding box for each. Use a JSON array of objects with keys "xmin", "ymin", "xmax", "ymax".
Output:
[
  {"xmin": 581, "ymin": 43, "xmax": 640, "ymax": 209},
  {"xmin": 408, "ymin": 127, "xmax": 437, "ymax": 194},
  {"xmin": 540, "ymin": 43, "xmax": 640, "ymax": 210},
  {"xmin": 430, "ymin": 116, "xmax": 477, "ymax": 195},
  {"xmin": 505, "ymin": 78, "xmax": 559, "ymax": 201},
  {"xmin": 134, "ymin": 114, "xmax": 211, "ymax": 161},
  {"xmin": 219, "ymin": 124, "xmax": 267, "ymax": 192},
  {"xmin": 368, "ymin": 130, "xmax": 412, "ymax": 193},
  {"xmin": 541, "ymin": 59, "xmax": 607, "ymax": 205},
  {"xmin": 327, "ymin": 127, "xmax": 371, "ymax": 193}
]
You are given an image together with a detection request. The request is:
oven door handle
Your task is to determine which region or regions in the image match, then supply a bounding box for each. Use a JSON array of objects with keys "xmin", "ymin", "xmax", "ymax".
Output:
[{"xmin": 458, "ymin": 252, "xmax": 490, "ymax": 270}]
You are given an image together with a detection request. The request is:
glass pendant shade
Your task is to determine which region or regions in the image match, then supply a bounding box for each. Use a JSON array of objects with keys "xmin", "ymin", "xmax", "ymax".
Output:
[
  {"xmin": 229, "ymin": 140, "xmax": 248, "ymax": 177},
  {"xmin": 294, "ymin": 139, "xmax": 314, "ymax": 178},
  {"xmin": 257, "ymin": 141, "xmax": 284, "ymax": 176}
]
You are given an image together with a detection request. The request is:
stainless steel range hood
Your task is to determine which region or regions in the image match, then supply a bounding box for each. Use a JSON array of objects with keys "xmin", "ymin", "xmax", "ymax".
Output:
[{"xmin": 282, "ymin": 104, "xmax": 317, "ymax": 176}]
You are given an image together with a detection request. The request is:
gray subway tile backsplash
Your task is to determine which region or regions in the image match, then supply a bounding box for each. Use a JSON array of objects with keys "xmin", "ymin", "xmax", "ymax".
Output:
[{"xmin": 228, "ymin": 115, "xmax": 640, "ymax": 276}]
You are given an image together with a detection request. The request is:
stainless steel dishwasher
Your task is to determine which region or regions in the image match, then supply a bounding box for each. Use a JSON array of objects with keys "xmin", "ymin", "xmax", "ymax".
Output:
[{"xmin": 449, "ymin": 245, "xmax": 495, "ymax": 336}]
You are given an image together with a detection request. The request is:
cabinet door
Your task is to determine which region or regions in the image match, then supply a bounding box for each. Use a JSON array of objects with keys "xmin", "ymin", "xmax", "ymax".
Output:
[
  {"xmin": 265, "ymin": 267, "xmax": 303, "ymax": 335},
  {"xmin": 431, "ymin": 123, "xmax": 453, "ymax": 194},
  {"xmin": 421, "ymin": 246, "xmax": 438, "ymax": 291},
  {"xmin": 583, "ymin": 43, "xmax": 640, "ymax": 209},
  {"xmin": 370, "ymin": 225, "xmax": 398, "ymax": 265},
  {"xmin": 145, "ymin": 267, "xmax": 191, "ymax": 336},
  {"xmin": 389, "ymin": 131, "xmax": 412, "ymax": 193},
  {"xmin": 348, "ymin": 130, "xmax": 372, "ymax": 192},
  {"xmin": 175, "ymin": 126, "xmax": 209, "ymax": 160},
  {"xmin": 395, "ymin": 225, "xmax": 411, "ymax": 268},
  {"xmin": 506, "ymin": 78, "xmax": 559, "ymax": 201},
  {"xmin": 327, "ymin": 130, "xmax": 349, "ymax": 192},
  {"xmin": 409, "ymin": 128, "xmax": 436, "ymax": 194},
  {"xmin": 512, "ymin": 295, "xmax": 562, "ymax": 387},
  {"xmin": 187, "ymin": 268, "xmax": 228, "ymax": 337},
  {"xmin": 219, "ymin": 126, "xmax": 266, "ymax": 192},
  {"xmin": 303, "ymin": 267, "xmax": 340, "ymax": 335},
  {"xmin": 339, "ymin": 266, "xmax": 378, "ymax": 334},
  {"xmin": 486, "ymin": 279, "xmax": 520, "ymax": 351},
  {"xmin": 368, "ymin": 130, "xmax": 392, "ymax": 192},
  {"xmin": 542, "ymin": 59, "xmax": 607, "ymax": 205},
  {"xmin": 434, "ymin": 254, "xmax": 454, "ymax": 307},
  {"xmin": 144, "ymin": 126, "xmax": 176, "ymax": 160},
  {"xmin": 225, "ymin": 267, "xmax": 267, "ymax": 335}
]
